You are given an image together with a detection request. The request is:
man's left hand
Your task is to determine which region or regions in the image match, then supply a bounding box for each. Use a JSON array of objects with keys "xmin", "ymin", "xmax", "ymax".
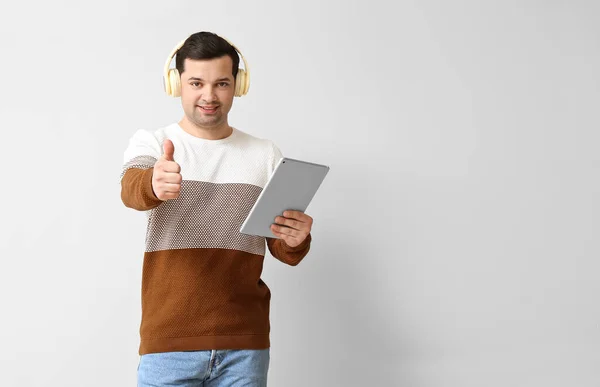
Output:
[{"xmin": 271, "ymin": 210, "xmax": 313, "ymax": 248}]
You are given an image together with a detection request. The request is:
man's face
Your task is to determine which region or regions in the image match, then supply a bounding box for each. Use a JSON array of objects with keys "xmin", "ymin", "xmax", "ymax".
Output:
[{"xmin": 180, "ymin": 56, "xmax": 235, "ymax": 129}]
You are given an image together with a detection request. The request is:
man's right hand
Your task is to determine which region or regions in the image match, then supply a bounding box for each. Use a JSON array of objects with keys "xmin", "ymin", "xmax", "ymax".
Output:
[{"xmin": 152, "ymin": 139, "xmax": 182, "ymax": 201}]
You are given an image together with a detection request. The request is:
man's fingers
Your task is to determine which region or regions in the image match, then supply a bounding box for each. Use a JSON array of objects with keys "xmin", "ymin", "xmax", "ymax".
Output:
[
  {"xmin": 274, "ymin": 216, "xmax": 303, "ymax": 231},
  {"xmin": 161, "ymin": 191, "xmax": 180, "ymax": 200},
  {"xmin": 160, "ymin": 172, "xmax": 182, "ymax": 184},
  {"xmin": 283, "ymin": 210, "xmax": 312, "ymax": 224},
  {"xmin": 270, "ymin": 227, "xmax": 294, "ymax": 239},
  {"xmin": 162, "ymin": 183, "xmax": 181, "ymax": 193},
  {"xmin": 159, "ymin": 161, "xmax": 181, "ymax": 174},
  {"xmin": 162, "ymin": 139, "xmax": 175, "ymax": 161},
  {"xmin": 271, "ymin": 224, "xmax": 301, "ymax": 238},
  {"xmin": 271, "ymin": 227, "xmax": 305, "ymax": 248}
]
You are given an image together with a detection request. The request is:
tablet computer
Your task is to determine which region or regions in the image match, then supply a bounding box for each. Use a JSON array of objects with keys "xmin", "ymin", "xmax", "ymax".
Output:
[{"xmin": 239, "ymin": 157, "xmax": 330, "ymax": 238}]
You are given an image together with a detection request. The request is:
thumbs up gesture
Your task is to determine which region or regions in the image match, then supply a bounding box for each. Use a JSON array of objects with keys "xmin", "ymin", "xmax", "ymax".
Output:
[{"xmin": 152, "ymin": 139, "xmax": 182, "ymax": 201}]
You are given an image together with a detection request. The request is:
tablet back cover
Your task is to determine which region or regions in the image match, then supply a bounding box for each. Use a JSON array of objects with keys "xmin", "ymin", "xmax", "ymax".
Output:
[{"xmin": 239, "ymin": 157, "xmax": 329, "ymax": 238}]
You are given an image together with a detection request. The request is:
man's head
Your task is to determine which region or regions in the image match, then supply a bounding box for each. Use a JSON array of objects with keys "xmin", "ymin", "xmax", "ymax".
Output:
[{"xmin": 175, "ymin": 32, "xmax": 241, "ymax": 130}]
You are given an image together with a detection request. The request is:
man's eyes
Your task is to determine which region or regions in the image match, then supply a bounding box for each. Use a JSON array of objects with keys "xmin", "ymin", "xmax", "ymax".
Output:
[{"xmin": 190, "ymin": 82, "xmax": 230, "ymax": 87}]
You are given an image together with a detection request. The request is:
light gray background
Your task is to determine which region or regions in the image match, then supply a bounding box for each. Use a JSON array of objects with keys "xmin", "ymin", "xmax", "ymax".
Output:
[{"xmin": 0, "ymin": 0, "xmax": 598, "ymax": 386}]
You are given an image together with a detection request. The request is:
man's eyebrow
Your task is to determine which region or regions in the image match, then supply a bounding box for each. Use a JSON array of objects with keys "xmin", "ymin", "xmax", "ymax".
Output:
[{"xmin": 187, "ymin": 77, "xmax": 232, "ymax": 82}]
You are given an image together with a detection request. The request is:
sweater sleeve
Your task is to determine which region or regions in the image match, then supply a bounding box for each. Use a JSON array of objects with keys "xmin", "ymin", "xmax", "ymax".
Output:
[
  {"xmin": 120, "ymin": 129, "xmax": 164, "ymax": 211},
  {"xmin": 266, "ymin": 233, "xmax": 312, "ymax": 266},
  {"xmin": 121, "ymin": 167, "xmax": 163, "ymax": 211}
]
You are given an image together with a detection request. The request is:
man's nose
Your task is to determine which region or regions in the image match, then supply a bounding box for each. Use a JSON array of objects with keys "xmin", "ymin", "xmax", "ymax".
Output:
[{"xmin": 202, "ymin": 87, "xmax": 217, "ymax": 102}]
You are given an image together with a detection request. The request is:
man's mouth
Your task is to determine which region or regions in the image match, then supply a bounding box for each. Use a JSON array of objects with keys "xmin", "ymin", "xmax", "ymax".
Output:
[{"xmin": 198, "ymin": 105, "xmax": 219, "ymax": 114}]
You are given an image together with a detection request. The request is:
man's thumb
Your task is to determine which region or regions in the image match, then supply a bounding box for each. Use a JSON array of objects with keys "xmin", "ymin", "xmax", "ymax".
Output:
[{"xmin": 162, "ymin": 139, "xmax": 175, "ymax": 161}]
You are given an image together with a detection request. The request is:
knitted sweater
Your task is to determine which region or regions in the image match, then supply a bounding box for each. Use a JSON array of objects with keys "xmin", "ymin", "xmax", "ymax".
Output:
[{"xmin": 120, "ymin": 123, "xmax": 311, "ymax": 355}]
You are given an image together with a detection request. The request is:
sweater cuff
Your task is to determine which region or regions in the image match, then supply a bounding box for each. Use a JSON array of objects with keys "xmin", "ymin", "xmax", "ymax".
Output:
[{"xmin": 142, "ymin": 167, "xmax": 163, "ymax": 205}]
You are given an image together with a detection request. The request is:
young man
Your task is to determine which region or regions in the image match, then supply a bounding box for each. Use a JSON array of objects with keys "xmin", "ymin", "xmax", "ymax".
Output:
[{"xmin": 120, "ymin": 31, "xmax": 313, "ymax": 387}]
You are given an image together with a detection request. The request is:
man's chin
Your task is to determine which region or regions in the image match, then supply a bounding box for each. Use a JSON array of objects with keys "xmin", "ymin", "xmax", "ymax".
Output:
[
  {"xmin": 192, "ymin": 114, "xmax": 221, "ymax": 125},
  {"xmin": 193, "ymin": 119, "xmax": 223, "ymax": 129}
]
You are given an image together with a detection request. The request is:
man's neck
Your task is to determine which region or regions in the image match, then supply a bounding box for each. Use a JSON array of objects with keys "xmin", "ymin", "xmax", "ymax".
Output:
[{"xmin": 178, "ymin": 118, "xmax": 232, "ymax": 140}]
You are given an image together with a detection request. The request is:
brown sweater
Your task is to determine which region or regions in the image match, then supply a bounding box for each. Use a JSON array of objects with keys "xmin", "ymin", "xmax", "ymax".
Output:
[{"xmin": 120, "ymin": 124, "xmax": 311, "ymax": 355}]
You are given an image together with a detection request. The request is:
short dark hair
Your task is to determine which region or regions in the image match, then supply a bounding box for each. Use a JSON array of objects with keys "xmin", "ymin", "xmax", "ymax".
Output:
[{"xmin": 175, "ymin": 32, "xmax": 240, "ymax": 80}]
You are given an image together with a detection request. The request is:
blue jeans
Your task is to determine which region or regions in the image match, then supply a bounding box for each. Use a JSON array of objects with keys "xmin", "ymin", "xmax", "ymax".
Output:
[{"xmin": 137, "ymin": 349, "xmax": 270, "ymax": 387}]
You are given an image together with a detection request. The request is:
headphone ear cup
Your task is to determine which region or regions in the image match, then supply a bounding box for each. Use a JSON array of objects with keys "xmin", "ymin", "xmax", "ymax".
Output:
[
  {"xmin": 168, "ymin": 68, "xmax": 181, "ymax": 97},
  {"xmin": 235, "ymin": 69, "xmax": 248, "ymax": 97}
]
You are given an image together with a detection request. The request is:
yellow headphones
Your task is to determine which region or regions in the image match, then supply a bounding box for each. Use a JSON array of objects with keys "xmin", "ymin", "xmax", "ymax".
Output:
[{"xmin": 163, "ymin": 35, "xmax": 250, "ymax": 98}]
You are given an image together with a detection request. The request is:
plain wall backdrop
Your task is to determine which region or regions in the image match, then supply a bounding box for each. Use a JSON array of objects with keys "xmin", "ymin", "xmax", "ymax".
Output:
[{"xmin": 0, "ymin": 0, "xmax": 598, "ymax": 386}]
